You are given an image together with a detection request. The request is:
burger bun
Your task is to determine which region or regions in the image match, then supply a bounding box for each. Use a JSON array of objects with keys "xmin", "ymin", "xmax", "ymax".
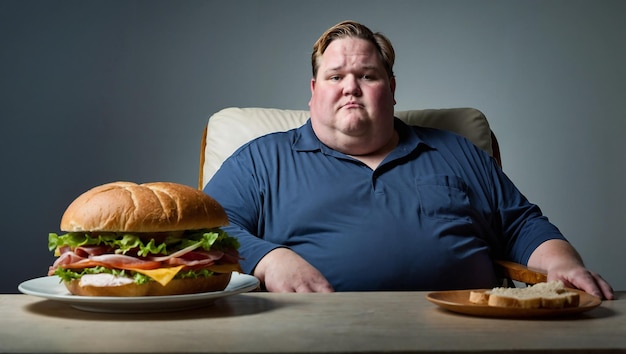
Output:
[
  {"xmin": 64, "ymin": 272, "xmax": 233, "ymax": 297},
  {"xmin": 61, "ymin": 181, "xmax": 229, "ymax": 232}
]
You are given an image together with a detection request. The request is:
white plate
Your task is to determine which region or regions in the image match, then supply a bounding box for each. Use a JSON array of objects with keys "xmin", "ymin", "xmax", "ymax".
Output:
[{"xmin": 18, "ymin": 273, "xmax": 259, "ymax": 313}]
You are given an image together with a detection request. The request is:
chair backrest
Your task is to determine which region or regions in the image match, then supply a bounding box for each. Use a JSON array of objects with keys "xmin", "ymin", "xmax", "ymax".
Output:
[{"xmin": 199, "ymin": 107, "xmax": 500, "ymax": 189}]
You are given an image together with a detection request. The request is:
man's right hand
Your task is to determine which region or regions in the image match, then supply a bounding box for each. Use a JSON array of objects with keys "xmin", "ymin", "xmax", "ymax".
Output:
[{"xmin": 253, "ymin": 248, "xmax": 334, "ymax": 292}]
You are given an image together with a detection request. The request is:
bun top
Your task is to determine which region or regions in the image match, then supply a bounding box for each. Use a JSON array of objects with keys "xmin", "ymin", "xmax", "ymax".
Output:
[{"xmin": 60, "ymin": 182, "xmax": 229, "ymax": 232}]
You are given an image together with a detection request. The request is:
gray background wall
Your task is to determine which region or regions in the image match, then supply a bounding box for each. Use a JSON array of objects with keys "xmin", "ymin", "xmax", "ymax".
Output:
[{"xmin": 2, "ymin": 0, "xmax": 624, "ymax": 293}]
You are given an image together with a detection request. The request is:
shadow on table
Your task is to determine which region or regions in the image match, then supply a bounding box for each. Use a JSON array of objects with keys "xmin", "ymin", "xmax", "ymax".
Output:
[
  {"xmin": 23, "ymin": 294, "xmax": 285, "ymax": 321},
  {"xmin": 432, "ymin": 304, "xmax": 618, "ymax": 321}
]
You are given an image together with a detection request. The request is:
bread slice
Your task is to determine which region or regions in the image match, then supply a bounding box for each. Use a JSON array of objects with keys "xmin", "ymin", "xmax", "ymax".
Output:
[
  {"xmin": 469, "ymin": 280, "xmax": 580, "ymax": 309},
  {"xmin": 468, "ymin": 289, "xmax": 491, "ymax": 305}
]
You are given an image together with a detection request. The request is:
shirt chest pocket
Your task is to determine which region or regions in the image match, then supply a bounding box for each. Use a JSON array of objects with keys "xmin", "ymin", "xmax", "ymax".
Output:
[{"xmin": 415, "ymin": 175, "xmax": 472, "ymax": 222}]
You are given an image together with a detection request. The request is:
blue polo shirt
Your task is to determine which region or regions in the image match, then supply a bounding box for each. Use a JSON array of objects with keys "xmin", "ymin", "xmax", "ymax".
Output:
[{"xmin": 204, "ymin": 118, "xmax": 565, "ymax": 291}]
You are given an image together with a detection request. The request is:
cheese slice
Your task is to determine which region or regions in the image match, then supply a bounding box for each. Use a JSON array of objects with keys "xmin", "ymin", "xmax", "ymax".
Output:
[
  {"xmin": 127, "ymin": 263, "xmax": 242, "ymax": 287},
  {"xmin": 129, "ymin": 265, "xmax": 185, "ymax": 286}
]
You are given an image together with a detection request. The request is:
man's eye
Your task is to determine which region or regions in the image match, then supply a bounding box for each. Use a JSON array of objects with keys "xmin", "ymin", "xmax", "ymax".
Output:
[{"xmin": 329, "ymin": 76, "xmax": 341, "ymax": 81}]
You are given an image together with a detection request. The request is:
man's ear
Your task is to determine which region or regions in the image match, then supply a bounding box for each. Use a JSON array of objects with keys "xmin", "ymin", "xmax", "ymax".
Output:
[
  {"xmin": 309, "ymin": 78, "xmax": 316, "ymax": 107},
  {"xmin": 390, "ymin": 76, "xmax": 397, "ymax": 105}
]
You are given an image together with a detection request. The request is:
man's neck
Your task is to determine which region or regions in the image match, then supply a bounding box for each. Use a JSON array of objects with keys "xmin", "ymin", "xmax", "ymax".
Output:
[{"xmin": 347, "ymin": 129, "xmax": 399, "ymax": 170}]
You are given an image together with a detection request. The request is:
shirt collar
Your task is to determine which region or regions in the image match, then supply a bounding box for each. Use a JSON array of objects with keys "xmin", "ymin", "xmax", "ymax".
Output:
[
  {"xmin": 293, "ymin": 117, "xmax": 433, "ymax": 157},
  {"xmin": 293, "ymin": 119, "xmax": 322, "ymax": 152}
]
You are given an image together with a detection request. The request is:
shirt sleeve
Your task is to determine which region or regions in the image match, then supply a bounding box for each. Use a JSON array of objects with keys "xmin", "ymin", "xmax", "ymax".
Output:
[
  {"xmin": 486, "ymin": 157, "xmax": 567, "ymax": 265},
  {"xmin": 203, "ymin": 146, "xmax": 283, "ymax": 275}
]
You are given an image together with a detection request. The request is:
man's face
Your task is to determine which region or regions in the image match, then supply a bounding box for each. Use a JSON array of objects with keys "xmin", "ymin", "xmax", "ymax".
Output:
[{"xmin": 309, "ymin": 37, "xmax": 396, "ymax": 151}]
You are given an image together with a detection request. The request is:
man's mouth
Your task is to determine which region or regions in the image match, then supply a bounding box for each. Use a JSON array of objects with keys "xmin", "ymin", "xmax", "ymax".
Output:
[{"xmin": 342, "ymin": 101, "xmax": 364, "ymax": 109}]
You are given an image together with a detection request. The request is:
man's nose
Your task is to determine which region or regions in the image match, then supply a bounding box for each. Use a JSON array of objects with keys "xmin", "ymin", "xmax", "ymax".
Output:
[{"xmin": 343, "ymin": 76, "xmax": 362, "ymax": 96}]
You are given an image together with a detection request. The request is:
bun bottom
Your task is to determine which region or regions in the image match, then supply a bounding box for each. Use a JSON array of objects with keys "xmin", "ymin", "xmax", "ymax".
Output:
[{"xmin": 64, "ymin": 272, "xmax": 232, "ymax": 297}]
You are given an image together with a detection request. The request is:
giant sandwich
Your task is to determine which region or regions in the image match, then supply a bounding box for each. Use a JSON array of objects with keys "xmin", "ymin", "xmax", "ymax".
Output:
[{"xmin": 48, "ymin": 181, "xmax": 241, "ymax": 296}]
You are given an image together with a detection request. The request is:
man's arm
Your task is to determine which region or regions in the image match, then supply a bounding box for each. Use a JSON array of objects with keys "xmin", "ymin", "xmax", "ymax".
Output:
[
  {"xmin": 527, "ymin": 239, "xmax": 614, "ymax": 299},
  {"xmin": 254, "ymin": 248, "xmax": 334, "ymax": 292}
]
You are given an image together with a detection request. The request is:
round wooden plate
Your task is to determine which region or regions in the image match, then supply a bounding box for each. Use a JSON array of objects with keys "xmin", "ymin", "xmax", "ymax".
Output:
[{"xmin": 426, "ymin": 288, "xmax": 602, "ymax": 318}]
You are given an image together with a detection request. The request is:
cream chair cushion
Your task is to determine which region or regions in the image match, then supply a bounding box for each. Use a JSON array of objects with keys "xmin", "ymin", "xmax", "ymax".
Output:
[{"xmin": 200, "ymin": 107, "xmax": 494, "ymax": 189}]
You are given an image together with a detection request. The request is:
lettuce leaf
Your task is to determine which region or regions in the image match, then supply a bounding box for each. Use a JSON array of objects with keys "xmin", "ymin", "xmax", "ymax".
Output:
[
  {"xmin": 48, "ymin": 228, "xmax": 239, "ymax": 256},
  {"xmin": 176, "ymin": 229, "xmax": 240, "ymax": 252}
]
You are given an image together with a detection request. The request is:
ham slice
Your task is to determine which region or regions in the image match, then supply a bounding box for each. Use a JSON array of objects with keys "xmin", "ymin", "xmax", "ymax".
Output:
[
  {"xmin": 147, "ymin": 241, "xmax": 204, "ymax": 262},
  {"xmin": 49, "ymin": 243, "xmax": 240, "ymax": 276},
  {"xmin": 48, "ymin": 250, "xmax": 86, "ymax": 275},
  {"xmin": 89, "ymin": 254, "xmax": 162, "ymax": 270},
  {"xmin": 74, "ymin": 245, "xmax": 111, "ymax": 257}
]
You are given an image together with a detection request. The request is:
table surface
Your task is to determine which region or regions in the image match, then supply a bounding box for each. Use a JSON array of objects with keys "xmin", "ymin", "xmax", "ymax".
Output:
[{"xmin": 1, "ymin": 290, "xmax": 624, "ymax": 353}]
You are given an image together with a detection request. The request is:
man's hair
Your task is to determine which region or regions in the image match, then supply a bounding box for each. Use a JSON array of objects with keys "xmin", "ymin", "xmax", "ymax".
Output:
[{"xmin": 311, "ymin": 20, "xmax": 395, "ymax": 79}]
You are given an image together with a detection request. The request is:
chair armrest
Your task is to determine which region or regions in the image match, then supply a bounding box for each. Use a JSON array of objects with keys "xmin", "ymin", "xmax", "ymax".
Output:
[{"xmin": 495, "ymin": 260, "xmax": 547, "ymax": 285}]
